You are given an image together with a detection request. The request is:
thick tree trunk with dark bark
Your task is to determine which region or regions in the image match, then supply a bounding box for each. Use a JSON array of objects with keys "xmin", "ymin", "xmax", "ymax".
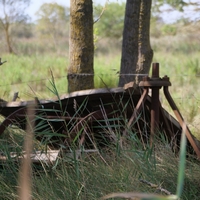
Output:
[
  {"xmin": 118, "ymin": 0, "xmax": 153, "ymax": 87},
  {"xmin": 68, "ymin": 0, "xmax": 94, "ymax": 93},
  {"xmin": 135, "ymin": 0, "xmax": 153, "ymax": 84},
  {"xmin": 118, "ymin": 0, "xmax": 141, "ymax": 87}
]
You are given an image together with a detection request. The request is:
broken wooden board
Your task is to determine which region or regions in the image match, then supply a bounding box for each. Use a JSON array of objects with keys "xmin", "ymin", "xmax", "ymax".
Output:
[{"xmin": 0, "ymin": 150, "xmax": 60, "ymax": 164}]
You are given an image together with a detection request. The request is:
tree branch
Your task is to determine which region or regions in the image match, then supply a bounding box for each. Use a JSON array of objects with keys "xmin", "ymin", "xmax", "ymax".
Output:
[{"xmin": 94, "ymin": 0, "xmax": 108, "ymax": 24}]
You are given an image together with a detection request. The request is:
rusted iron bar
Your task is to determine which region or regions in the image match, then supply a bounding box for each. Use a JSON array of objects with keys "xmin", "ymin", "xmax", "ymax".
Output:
[
  {"xmin": 139, "ymin": 63, "xmax": 171, "ymax": 145},
  {"xmin": 121, "ymin": 88, "xmax": 149, "ymax": 148},
  {"xmin": 127, "ymin": 88, "xmax": 149, "ymax": 128},
  {"xmin": 138, "ymin": 65, "xmax": 200, "ymax": 157},
  {"xmin": 150, "ymin": 63, "xmax": 160, "ymax": 143},
  {"xmin": 163, "ymin": 83, "xmax": 200, "ymax": 159},
  {"xmin": 41, "ymin": 109, "xmax": 113, "ymax": 121}
]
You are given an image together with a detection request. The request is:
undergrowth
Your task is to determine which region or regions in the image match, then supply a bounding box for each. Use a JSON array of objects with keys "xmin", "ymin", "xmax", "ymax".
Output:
[
  {"xmin": 0, "ymin": 30, "xmax": 200, "ymax": 199},
  {"xmin": 0, "ymin": 77, "xmax": 200, "ymax": 200}
]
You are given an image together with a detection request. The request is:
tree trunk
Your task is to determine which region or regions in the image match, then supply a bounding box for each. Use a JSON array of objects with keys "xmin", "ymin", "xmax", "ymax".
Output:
[
  {"xmin": 118, "ymin": 0, "xmax": 153, "ymax": 87},
  {"xmin": 68, "ymin": 0, "xmax": 94, "ymax": 93},
  {"xmin": 5, "ymin": 24, "xmax": 14, "ymax": 54},
  {"xmin": 135, "ymin": 0, "xmax": 153, "ymax": 84},
  {"xmin": 1, "ymin": 20, "xmax": 14, "ymax": 54},
  {"xmin": 118, "ymin": 0, "xmax": 141, "ymax": 87}
]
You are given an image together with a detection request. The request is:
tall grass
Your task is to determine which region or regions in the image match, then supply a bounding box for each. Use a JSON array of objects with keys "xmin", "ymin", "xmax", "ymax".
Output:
[
  {"xmin": 0, "ymin": 54, "xmax": 68, "ymax": 100},
  {"xmin": 1, "ymin": 123, "xmax": 199, "ymax": 199},
  {"xmin": 0, "ymin": 31, "xmax": 200, "ymax": 199},
  {"xmin": 0, "ymin": 74, "xmax": 200, "ymax": 199}
]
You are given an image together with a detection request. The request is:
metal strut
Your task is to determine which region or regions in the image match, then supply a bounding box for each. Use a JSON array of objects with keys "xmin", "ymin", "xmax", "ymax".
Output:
[{"xmin": 137, "ymin": 63, "xmax": 200, "ymax": 158}]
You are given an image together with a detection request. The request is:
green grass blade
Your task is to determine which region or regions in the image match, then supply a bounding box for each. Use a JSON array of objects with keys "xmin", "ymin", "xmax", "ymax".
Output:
[{"xmin": 176, "ymin": 125, "xmax": 187, "ymax": 198}]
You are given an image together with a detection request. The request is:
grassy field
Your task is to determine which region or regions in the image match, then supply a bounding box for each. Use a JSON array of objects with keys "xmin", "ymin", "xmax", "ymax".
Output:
[
  {"xmin": 0, "ymin": 121, "xmax": 199, "ymax": 199},
  {"xmin": 0, "ymin": 27, "xmax": 200, "ymax": 199}
]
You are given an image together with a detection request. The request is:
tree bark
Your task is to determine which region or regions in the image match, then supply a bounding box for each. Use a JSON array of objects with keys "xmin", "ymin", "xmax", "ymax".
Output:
[
  {"xmin": 5, "ymin": 24, "xmax": 14, "ymax": 54},
  {"xmin": 118, "ymin": 0, "xmax": 153, "ymax": 87},
  {"xmin": 135, "ymin": 0, "xmax": 153, "ymax": 84},
  {"xmin": 118, "ymin": 0, "xmax": 141, "ymax": 87},
  {"xmin": 0, "ymin": 19, "xmax": 14, "ymax": 54},
  {"xmin": 68, "ymin": 0, "xmax": 94, "ymax": 93}
]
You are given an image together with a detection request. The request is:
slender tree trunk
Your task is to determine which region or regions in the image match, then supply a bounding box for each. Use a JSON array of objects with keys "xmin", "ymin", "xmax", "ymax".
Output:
[
  {"xmin": 135, "ymin": 0, "xmax": 153, "ymax": 84},
  {"xmin": 68, "ymin": 0, "xmax": 94, "ymax": 93},
  {"xmin": 118, "ymin": 0, "xmax": 141, "ymax": 87},
  {"xmin": 5, "ymin": 24, "xmax": 14, "ymax": 54},
  {"xmin": 1, "ymin": 20, "xmax": 14, "ymax": 54}
]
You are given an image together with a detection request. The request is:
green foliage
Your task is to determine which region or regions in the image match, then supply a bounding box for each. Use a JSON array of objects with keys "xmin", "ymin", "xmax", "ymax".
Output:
[
  {"xmin": 150, "ymin": 17, "xmax": 162, "ymax": 38},
  {"xmin": 94, "ymin": 2, "xmax": 125, "ymax": 39},
  {"xmin": 35, "ymin": 3, "xmax": 69, "ymax": 41},
  {"xmin": 11, "ymin": 22, "xmax": 33, "ymax": 39},
  {"xmin": 93, "ymin": 27, "xmax": 99, "ymax": 49},
  {"xmin": 161, "ymin": 24, "xmax": 177, "ymax": 35}
]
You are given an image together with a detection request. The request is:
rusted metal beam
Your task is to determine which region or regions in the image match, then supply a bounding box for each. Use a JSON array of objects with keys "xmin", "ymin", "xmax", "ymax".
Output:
[
  {"xmin": 150, "ymin": 63, "xmax": 160, "ymax": 144},
  {"xmin": 163, "ymin": 84, "xmax": 200, "ymax": 159},
  {"xmin": 139, "ymin": 63, "xmax": 171, "ymax": 146},
  {"xmin": 127, "ymin": 88, "xmax": 149, "ymax": 128},
  {"xmin": 121, "ymin": 88, "xmax": 149, "ymax": 148}
]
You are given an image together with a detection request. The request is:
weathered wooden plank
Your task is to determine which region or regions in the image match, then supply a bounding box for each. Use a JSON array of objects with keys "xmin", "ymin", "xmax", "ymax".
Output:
[{"xmin": 0, "ymin": 150, "xmax": 60, "ymax": 164}]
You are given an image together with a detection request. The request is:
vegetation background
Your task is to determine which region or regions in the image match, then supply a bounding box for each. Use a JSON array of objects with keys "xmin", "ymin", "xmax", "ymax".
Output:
[{"xmin": 0, "ymin": 1, "xmax": 200, "ymax": 199}]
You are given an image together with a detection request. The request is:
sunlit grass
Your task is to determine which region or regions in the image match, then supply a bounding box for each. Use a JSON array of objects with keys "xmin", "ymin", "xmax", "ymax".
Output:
[
  {"xmin": 0, "ymin": 54, "xmax": 68, "ymax": 100},
  {"xmin": 94, "ymin": 53, "xmax": 120, "ymax": 88},
  {"xmin": 0, "ymin": 53, "xmax": 121, "ymax": 100}
]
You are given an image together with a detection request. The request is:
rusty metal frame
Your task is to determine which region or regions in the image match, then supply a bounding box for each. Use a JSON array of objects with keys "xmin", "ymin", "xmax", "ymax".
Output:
[
  {"xmin": 1, "ymin": 63, "xmax": 200, "ymax": 158},
  {"xmin": 137, "ymin": 63, "xmax": 200, "ymax": 158},
  {"xmin": 164, "ymin": 86, "xmax": 200, "ymax": 158}
]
